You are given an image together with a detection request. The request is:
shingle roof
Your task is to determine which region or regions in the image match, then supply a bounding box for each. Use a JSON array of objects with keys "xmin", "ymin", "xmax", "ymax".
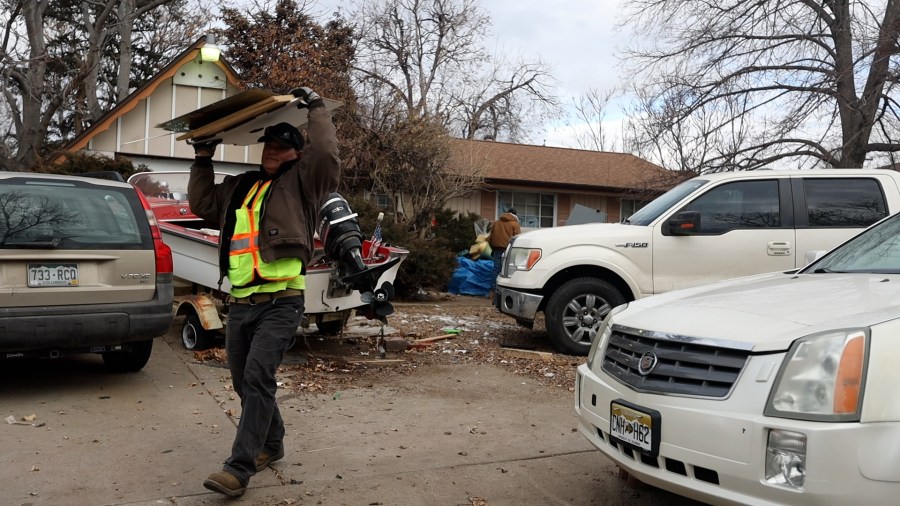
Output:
[{"xmin": 450, "ymin": 138, "xmax": 675, "ymax": 191}]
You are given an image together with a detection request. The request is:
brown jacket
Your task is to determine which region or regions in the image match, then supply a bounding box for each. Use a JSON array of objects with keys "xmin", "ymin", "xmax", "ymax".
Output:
[
  {"xmin": 188, "ymin": 103, "xmax": 340, "ymax": 283},
  {"xmin": 489, "ymin": 212, "xmax": 521, "ymax": 249}
]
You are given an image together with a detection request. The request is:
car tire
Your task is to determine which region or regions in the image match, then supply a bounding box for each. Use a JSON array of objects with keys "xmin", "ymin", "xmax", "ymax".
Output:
[
  {"xmin": 182, "ymin": 313, "xmax": 215, "ymax": 350},
  {"xmin": 102, "ymin": 339, "xmax": 153, "ymax": 372},
  {"xmin": 544, "ymin": 278, "xmax": 625, "ymax": 356}
]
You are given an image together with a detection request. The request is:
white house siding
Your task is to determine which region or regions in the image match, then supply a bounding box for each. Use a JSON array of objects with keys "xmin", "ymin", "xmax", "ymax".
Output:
[
  {"xmin": 120, "ymin": 104, "xmax": 145, "ymax": 154},
  {"xmin": 147, "ymin": 81, "xmax": 174, "ymax": 157},
  {"xmin": 445, "ymin": 193, "xmax": 482, "ymax": 218}
]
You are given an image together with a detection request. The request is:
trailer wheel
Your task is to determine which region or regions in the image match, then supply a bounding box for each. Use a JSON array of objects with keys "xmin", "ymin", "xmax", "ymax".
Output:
[
  {"xmin": 182, "ymin": 313, "xmax": 215, "ymax": 350},
  {"xmin": 315, "ymin": 311, "xmax": 349, "ymax": 335},
  {"xmin": 316, "ymin": 320, "xmax": 343, "ymax": 335}
]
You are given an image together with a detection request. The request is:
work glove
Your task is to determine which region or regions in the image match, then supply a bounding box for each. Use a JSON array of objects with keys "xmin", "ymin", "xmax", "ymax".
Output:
[
  {"xmin": 289, "ymin": 87, "xmax": 324, "ymax": 109},
  {"xmin": 191, "ymin": 138, "xmax": 221, "ymax": 158}
]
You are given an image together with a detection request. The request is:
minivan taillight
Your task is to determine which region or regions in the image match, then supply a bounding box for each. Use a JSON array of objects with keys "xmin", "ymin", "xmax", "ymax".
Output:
[{"xmin": 134, "ymin": 188, "xmax": 174, "ymax": 275}]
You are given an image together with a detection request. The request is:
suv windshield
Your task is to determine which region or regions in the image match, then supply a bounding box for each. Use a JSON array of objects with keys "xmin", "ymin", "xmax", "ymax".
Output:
[
  {"xmin": 624, "ymin": 179, "xmax": 708, "ymax": 226},
  {"xmin": 806, "ymin": 213, "xmax": 900, "ymax": 274},
  {"xmin": 0, "ymin": 178, "xmax": 151, "ymax": 249}
]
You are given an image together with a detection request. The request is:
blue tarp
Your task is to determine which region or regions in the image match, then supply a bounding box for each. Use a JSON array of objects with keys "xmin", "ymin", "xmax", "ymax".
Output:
[{"xmin": 447, "ymin": 255, "xmax": 494, "ymax": 297}]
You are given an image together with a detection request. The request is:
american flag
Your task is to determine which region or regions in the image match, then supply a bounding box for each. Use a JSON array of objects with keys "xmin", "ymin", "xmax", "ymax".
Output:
[{"xmin": 367, "ymin": 212, "xmax": 384, "ymax": 259}]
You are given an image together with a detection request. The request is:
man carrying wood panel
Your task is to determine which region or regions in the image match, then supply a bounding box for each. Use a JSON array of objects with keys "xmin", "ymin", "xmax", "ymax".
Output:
[{"xmin": 187, "ymin": 87, "xmax": 340, "ymax": 497}]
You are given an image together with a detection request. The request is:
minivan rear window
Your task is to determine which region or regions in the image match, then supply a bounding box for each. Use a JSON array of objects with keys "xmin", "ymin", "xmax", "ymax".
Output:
[{"xmin": 0, "ymin": 178, "xmax": 152, "ymax": 249}]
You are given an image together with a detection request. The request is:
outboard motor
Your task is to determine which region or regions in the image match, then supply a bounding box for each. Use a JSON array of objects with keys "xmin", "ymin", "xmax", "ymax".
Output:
[{"xmin": 317, "ymin": 193, "xmax": 399, "ymax": 318}]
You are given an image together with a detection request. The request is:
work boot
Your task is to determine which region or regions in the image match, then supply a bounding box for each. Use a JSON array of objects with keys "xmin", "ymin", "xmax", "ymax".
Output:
[
  {"xmin": 256, "ymin": 447, "xmax": 285, "ymax": 471},
  {"xmin": 203, "ymin": 470, "xmax": 247, "ymax": 497}
]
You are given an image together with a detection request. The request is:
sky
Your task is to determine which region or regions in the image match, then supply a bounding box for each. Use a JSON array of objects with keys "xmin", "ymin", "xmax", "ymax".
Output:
[{"xmin": 307, "ymin": 0, "xmax": 630, "ymax": 150}]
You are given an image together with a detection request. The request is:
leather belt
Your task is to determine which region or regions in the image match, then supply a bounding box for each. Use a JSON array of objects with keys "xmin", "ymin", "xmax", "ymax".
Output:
[{"xmin": 228, "ymin": 288, "xmax": 304, "ymax": 305}]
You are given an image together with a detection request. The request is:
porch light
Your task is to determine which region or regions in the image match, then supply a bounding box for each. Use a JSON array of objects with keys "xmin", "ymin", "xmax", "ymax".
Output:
[{"xmin": 200, "ymin": 34, "xmax": 221, "ymax": 62}]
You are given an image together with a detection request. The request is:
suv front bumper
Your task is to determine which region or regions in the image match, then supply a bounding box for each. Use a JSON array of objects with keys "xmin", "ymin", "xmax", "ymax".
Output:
[
  {"xmin": 495, "ymin": 286, "xmax": 542, "ymax": 323},
  {"xmin": 575, "ymin": 362, "xmax": 900, "ymax": 506}
]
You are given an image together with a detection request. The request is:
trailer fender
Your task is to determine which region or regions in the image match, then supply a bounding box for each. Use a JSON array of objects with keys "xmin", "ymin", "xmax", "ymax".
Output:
[{"xmin": 174, "ymin": 295, "xmax": 224, "ymax": 331}]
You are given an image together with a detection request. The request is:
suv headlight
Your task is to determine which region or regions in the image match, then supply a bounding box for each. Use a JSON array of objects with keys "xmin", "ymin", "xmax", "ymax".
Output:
[
  {"xmin": 765, "ymin": 329, "xmax": 868, "ymax": 421},
  {"xmin": 503, "ymin": 247, "xmax": 541, "ymax": 276}
]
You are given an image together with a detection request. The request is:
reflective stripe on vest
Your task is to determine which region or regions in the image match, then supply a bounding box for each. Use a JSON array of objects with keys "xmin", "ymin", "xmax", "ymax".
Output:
[{"xmin": 227, "ymin": 180, "xmax": 303, "ymax": 287}]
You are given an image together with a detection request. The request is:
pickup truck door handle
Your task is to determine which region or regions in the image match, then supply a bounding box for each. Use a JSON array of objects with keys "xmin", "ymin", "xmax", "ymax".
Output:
[{"xmin": 767, "ymin": 241, "xmax": 792, "ymax": 256}]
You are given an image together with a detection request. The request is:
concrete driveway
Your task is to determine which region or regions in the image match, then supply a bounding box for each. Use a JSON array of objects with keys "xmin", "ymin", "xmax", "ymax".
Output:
[{"xmin": 0, "ymin": 322, "xmax": 705, "ymax": 506}]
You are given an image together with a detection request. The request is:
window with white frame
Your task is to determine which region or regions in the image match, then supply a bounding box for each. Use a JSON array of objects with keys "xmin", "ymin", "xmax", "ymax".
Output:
[{"xmin": 497, "ymin": 191, "xmax": 555, "ymax": 228}]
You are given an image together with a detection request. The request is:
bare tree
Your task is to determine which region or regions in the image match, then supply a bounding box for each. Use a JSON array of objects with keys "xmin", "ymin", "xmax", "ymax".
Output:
[
  {"xmin": 348, "ymin": 0, "xmax": 557, "ymax": 230},
  {"xmin": 457, "ymin": 55, "xmax": 558, "ymax": 142},
  {"xmin": 0, "ymin": 0, "xmax": 207, "ymax": 171},
  {"xmin": 365, "ymin": 116, "xmax": 485, "ymax": 237},
  {"xmin": 353, "ymin": 0, "xmax": 488, "ymax": 121},
  {"xmin": 353, "ymin": 0, "xmax": 558, "ymax": 139},
  {"xmin": 621, "ymin": 0, "xmax": 900, "ymax": 170},
  {"xmin": 572, "ymin": 87, "xmax": 617, "ymax": 151},
  {"xmin": 115, "ymin": 0, "xmax": 207, "ymax": 101},
  {"xmin": 623, "ymin": 85, "xmax": 757, "ymax": 173}
]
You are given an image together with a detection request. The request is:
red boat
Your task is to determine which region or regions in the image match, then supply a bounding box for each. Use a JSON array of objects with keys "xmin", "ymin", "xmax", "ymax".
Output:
[{"xmin": 128, "ymin": 171, "xmax": 408, "ymax": 349}]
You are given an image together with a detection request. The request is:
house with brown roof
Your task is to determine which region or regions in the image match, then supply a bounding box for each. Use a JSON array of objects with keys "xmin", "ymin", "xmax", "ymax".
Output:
[
  {"xmin": 446, "ymin": 139, "xmax": 675, "ymax": 227},
  {"xmin": 60, "ymin": 37, "xmax": 676, "ymax": 228}
]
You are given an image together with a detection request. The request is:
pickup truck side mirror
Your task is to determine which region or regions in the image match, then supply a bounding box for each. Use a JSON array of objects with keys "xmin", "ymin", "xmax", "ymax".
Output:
[{"xmin": 667, "ymin": 211, "xmax": 701, "ymax": 235}]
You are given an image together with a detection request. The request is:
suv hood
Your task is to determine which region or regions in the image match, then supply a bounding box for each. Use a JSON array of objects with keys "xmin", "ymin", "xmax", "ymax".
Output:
[{"xmin": 615, "ymin": 272, "xmax": 900, "ymax": 352}]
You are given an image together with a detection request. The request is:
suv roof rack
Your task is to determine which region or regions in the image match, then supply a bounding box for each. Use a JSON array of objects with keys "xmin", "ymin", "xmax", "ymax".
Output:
[{"xmin": 78, "ymin": 171, "xmax": 126, "ymax": 182}]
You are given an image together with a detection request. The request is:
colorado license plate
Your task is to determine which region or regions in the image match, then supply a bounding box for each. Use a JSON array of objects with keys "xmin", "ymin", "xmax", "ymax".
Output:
[
  {"xmin": 27, "ymin": 263, "xmax": 79, "ymax": 287},
  {"xmin": 610, "ymin": 400, "xmax": 661, "ymax": 457}
]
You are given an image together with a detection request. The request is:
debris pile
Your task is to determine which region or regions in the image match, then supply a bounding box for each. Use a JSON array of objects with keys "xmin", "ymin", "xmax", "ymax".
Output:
[{"xmin": 186, "ymin": 295, "xmax": 581, "ymax": 395}]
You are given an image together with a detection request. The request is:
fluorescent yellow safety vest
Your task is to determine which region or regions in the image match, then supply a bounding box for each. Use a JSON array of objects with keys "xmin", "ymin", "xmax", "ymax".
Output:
[{"xmin": 228, "ymin": 180, "xmax": 305, "ymax": 297}]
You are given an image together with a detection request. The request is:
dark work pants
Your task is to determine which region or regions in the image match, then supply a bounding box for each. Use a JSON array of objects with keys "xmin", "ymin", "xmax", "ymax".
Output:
[{"xmin": 222, "ymin": 295, "xmax": 303, "ymax": 484}]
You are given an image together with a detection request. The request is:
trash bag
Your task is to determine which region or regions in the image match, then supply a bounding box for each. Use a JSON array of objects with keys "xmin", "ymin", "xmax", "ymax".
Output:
[
  {"xmin": 474, "ymin": 218, "xmax": 491, "ymax": 238},
  {"xmin": 468, "ymin": 234, "xmax": 492, "ymax": 259},
  {"xmin": 466, "ymin": 218, "xmax": 493, "ymax": 259},
  {"xmin": 447, "ymin": 255, "xmax": 495, "ymax": 297}
]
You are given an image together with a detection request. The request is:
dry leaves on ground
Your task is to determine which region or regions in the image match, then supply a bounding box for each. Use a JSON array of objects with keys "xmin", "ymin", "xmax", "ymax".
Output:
[{"xmin": 193, "ymin": 295, "xmax": 583, "ymax": 395}]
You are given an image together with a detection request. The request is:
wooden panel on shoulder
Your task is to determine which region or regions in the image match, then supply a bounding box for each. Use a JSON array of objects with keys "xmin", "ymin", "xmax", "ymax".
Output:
[
  {"xmin": 157, "ymin": 89, "xmax": 275, "ymax": 133},
  {"xmin": 158, "ymin": 87, "xmax": 343, "ymax": 147},
  {"xmin": 175, "ymin": 95, "xmax": 294, "ymax": 142}
]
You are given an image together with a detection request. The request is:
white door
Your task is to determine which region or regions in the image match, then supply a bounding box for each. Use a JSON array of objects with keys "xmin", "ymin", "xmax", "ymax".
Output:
[{"xmin": 652, "ymin": 178, "xmax": 796, "ymax": 294}]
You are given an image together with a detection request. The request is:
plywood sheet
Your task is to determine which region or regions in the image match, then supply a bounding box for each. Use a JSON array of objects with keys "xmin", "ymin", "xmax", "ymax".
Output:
[
  {"xmin": 157, "ymin": 89, "xmax": 274, "ymax": 133},
  {"xmin": 157, "ymin": 89, "xmax": 341, "ymax": 146},
  {"xmin": 174, "ymin": 95, "xmax": 294, "ymax": 142}
]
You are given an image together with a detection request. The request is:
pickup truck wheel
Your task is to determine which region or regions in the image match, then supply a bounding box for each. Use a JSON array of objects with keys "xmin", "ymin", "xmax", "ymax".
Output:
[
  {"xmin": 545, "ymin": 278, "xmax": 625, "ymax": 356},
  {"xmin": 182, "ymin": 313, "xmax": 215, "ymax": 350},
  {"xmin": 102, "ymin": 339, "xmax": 153, "ymax": 372}
]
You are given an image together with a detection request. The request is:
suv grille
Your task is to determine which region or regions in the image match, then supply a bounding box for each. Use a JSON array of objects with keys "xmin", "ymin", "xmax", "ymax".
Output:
[{"xmin": 601, "ymin": 325, "xmax": 751, "ymax": 398}]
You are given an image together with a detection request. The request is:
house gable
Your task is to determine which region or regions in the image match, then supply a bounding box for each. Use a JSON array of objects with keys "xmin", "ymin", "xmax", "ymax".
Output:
[{"xmin": 59, "ymin": 36, "xmax": 263, "ymax": 166}]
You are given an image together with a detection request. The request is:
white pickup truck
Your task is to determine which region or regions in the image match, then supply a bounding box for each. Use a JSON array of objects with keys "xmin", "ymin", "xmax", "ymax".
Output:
[{"xmin": 495, "ymin": 169, "xmax": 900, "ymax": 355}]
